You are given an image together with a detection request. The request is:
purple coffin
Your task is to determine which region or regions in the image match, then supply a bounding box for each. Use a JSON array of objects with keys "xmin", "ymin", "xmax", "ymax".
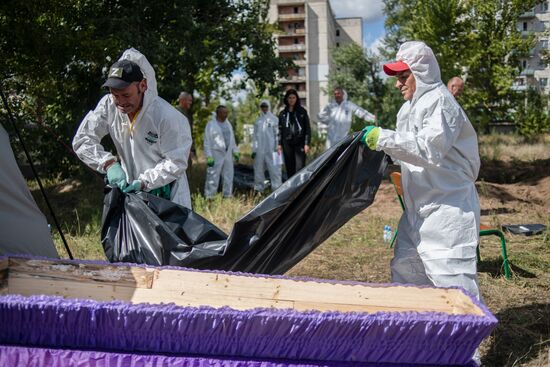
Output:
[{"xmin": 0, "ymin": 256, "xmax": 496, "ymax": 366}]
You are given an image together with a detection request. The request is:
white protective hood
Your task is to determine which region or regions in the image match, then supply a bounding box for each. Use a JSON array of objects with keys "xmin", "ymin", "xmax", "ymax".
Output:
[{"xmin": 395, "ymin": 41, "xmax": 442, "ymax": 105}]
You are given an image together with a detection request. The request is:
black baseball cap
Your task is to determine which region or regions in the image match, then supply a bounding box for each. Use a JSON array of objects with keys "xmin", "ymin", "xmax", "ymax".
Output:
[{"xmin": 102, "ymin": 59, "xmax": 144, "ymax": 89}]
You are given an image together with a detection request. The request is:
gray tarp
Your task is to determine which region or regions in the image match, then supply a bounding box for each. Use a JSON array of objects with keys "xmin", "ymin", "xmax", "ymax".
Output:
[{"xmin": 0, "ymin": 124, "xmax": 59, "ymax": 257}]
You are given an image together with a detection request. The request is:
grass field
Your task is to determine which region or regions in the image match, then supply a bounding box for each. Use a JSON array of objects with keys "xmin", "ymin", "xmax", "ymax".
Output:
[{"xmin": 30, "ymin": 133, "xmax": 550, "ymax": 366}]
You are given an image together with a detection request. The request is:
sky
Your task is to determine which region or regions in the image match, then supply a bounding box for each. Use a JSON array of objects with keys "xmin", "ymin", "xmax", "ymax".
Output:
[{"xmin": 329, "ymin": 0, "xmax": 386, "ymax": 55}]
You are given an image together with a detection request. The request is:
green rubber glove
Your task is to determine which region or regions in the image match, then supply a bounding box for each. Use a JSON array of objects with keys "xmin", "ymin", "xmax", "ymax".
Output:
[
  {"xmin": 233, "ymin": 152, "xmax": 240, "ymax": 162},
  {"xmin": 106, "ymin": 162, "xmax": 127, "ymax": 189},
  {"xmin": 251, "ymin": 152, "xmax": 256, "ymax": 159},
  {"xmin": 123, "ymin": 180, "xmax": 142, "ymax": 193},
  {"xmin": 207, "ymin": 156, "xmax": 215, "ymax": 167},
  {"xmin": 361, "ymin": 125, "xmax": 381, "ymax": 150}
]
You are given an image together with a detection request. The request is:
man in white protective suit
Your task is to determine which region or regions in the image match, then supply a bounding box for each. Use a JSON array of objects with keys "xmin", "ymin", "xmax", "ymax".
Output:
[
  {"xmin": 361, "ymin": 41, "xmax": 482, "ymax": 302},
  {"xmin": 204, "ymin": 105, "xmax": 240, "ymax": 198},
  {"xmin": 318, "ymin": 87, "xmax": 376, "ymax": 149},
  {"xmin": 73, "ymin": 48, "xmax": 193, "ymax": 208},
  {"xmin": 252, "ymin": 100, "xmax": 282, "ymax": 192}
]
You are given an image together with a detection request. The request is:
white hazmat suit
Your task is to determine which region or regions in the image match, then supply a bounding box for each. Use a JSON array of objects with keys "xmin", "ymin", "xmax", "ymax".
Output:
[
  {"xmin": 318, "ymin": 90, "xmax": 376, "ymax": 149},
  {"xmin": 252, "ymin": 100, "xmax": 282, "ymax": 192},
  {"xmin": 73, "ymin": 48, "xmax": 193, "ymax": 208},
  {"xmin": 203, "ymin": 116, "xmax": 239, "ymax": 198},
  {"xmin": 375, "ymin": 41, "xmax": 482, "ymax": 301}
]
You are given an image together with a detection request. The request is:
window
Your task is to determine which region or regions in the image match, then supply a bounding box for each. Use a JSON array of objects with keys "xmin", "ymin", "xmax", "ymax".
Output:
[
  {"xmin": 522, "ymin": 60, "xmax": 527, "ymax": 68},
  {"xmin": 294, "ymin": 7, "xmax": 298, "ymax": 14},
  {"xmin": 544, "ymin": 21, "xmax": 550, "ymax": 30},
  {"xmin": 336, "ymin": 42, "xmax": 340, "ymax": 47},
  {"xmin": 336, "ymin": 29, "xmax": 340, "ymax": 37},
  {"xmin": 523, "ymin": 22, "xmax": 528, "ymax": 31},
  {"xmin": 539, "ymin": 78, "xmax": 548, "ymax": 87},
  {"xmin": 541, "ymin": 39, "xmax": 549, "ymax": 49},
  {"xmin": 543, "ymin": 2, "xmax": 549, "ymax": 11},
  {"xmin": 294, "ymin": 38, "xmax": 299, "ymax": 44}
]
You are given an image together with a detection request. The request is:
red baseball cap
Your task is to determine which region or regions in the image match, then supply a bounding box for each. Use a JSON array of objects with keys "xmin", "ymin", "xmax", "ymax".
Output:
[{"xmin": 383, "ymin": 60, "xmax": 410, "ymax": 76}]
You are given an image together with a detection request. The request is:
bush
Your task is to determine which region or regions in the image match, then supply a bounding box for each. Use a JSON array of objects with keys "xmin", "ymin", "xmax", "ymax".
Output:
[{"xmin": 515, "ymin": 89, "xmax": 550, "ymax": 140}]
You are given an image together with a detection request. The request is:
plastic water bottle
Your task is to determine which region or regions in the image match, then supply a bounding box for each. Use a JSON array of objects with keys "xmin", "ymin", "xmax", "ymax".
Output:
[
  {"xmin": 387, "ymin": 225, "xmax": 392, "ymax": 243},
  {"xmin": 384, "ymin": 225, "xmax": 390, "ymax": 242}
]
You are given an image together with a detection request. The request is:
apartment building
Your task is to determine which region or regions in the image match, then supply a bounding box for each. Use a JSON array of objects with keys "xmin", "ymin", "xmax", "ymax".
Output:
[
  {"xmin": 268, "ymin": 0, "xmax": 362, "ymax": 120},
  {"xmin": 515, "ymin": 1, "xmax": 550, "ymax": 93}
]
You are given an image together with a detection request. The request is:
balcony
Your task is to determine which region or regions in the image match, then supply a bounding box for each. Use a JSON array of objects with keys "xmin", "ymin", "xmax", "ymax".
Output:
[
  {"xmin": 521, "ymin": 30, "xmax": 534, "ymax": 38},
  {"xmin": 511, "ymin": 84, "xmax": 528, "ymax": 91},
  {"xmin": 521, "ymin": 68, "xmax": 535, "ymax": 76},
  {"xmin": 278, "ymin": 13, "xmax": 306, "ymax": 21},
  {"xmin": 280, "ymin": 75, "xmax": 306, "ymax": 83},
  {"xmin": 276, "ymin": 0, "xmax": 305, "ymax": 5},
  {"xmin": 277, "ymin": 28, "xmax": 306, "ymax": 37},
  {"xmin": 292, "ymin": 59, "xmax": 307, "ymax": 67},
  {"xmin": 278, "ymin": 44, "xmax": 306, "ymax": 52},
  {"xmin": 519, "ymin": 10, "xmax": 535, "ymax": 18}
]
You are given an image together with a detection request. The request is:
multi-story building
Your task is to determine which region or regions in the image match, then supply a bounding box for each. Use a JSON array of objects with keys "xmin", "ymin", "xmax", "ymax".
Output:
[
  {"xmin": 515, "ymin": 1, "xmax": 550, "ymax": 93},
  {"xmin": 268, "ymin": 0, "xmax": 362, "ymax": 120}
]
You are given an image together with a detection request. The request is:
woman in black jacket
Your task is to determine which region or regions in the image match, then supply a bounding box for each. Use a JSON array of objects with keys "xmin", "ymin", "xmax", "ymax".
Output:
[{"xmin": 277, "ymin": 89, "xmax": 311, "ymax": 177}]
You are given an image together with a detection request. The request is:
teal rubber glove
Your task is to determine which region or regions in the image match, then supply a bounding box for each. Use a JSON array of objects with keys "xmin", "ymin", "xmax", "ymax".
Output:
[
  {"xmin": 233, "ymin": 152, "xmax": 240, "ymax": 162},
  {"xmin": 123, "ymin": 180, "xmax": 142, "ymax": 193},
  {"xmin": 251, "ymin": 152, "xmax": 256, "ymax": 159},
  {"xmin": 106, "ymin": 162, "xmax": 127, "ymax": 189},
  {"xmin": 207, "ymin": 156, "xmax": 215, "ymax": 167},
  {"xmin": 361, "ymin": 125, "xmax": 381, "ymax": 150}
]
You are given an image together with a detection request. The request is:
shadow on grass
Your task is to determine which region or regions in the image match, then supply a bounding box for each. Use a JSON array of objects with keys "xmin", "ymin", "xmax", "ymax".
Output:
[
  {"xmin": 480, "ymin": 207, "xmax": 517, "ymax": 216},
  {"xmin": 29, "ymin": 170, "xmax": 105, "ymax": 237},
  {"xmin": 478, "ymin": 258, "xmax": 536, "ymax": 279},
  {"xmin": 483, "ymin": 303, "xmax": 550, "ymax": 366}
]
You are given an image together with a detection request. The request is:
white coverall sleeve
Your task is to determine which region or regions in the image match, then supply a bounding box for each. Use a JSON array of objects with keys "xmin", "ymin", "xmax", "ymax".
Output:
[
  {"xmin": 252, "ymin": 120, "xmax": 259, "ymax": 152},
  {"xmin": 138, "ymin": 114, "xmax": 191, "ymax": 191},
  {"xmin": 72, "ymin": 95, "xmax": 116, "ymax": 173},
  {"xmin": 317, "ymin": 104, "xmax": 331, "ymax": 124},
  {"xmin": 350, "ymin": 102, "xmax": 376, "ymax": 123},
  {"xmin": 204, "ymin": 123, "xmax": 213, "ymax": 158},
  {"xmin": 230, "ymin": 124, "xmax": 239, "ymax": 154},
  {"xmin": 377, "ymin": 99, "xmax": 461, "ymax": 168}
]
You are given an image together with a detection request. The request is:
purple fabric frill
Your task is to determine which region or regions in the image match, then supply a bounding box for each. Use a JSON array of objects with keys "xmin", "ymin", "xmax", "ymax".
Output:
[
  {"xmin": 0, "ymin": 345, "xmax": 480, "ymax": 367},
  {"xmin": 0, "ymin": 293, "xmax": 495, "ymax": 366}
]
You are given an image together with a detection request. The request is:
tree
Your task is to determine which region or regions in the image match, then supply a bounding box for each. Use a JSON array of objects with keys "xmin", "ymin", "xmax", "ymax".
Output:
[
  {"xmin": 382, "ymin": 0, "xmax": 539, "ymax": 131},
  {"xmin": 327, "ymin": 44, "xmax": 391, "ymax": 129},
  {"xmin": 515, "ymin": 88, "xmax": 550, "ymax": 139},
  {"xmin": 0, "ymin": 0, "xmax": 290, "ymax": 177}
]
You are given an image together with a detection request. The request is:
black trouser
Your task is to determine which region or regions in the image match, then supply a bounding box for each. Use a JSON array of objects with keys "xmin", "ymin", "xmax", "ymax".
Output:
[{"xmin": 282, "ymin": 141, "xmax": 306, "ymax": 178}]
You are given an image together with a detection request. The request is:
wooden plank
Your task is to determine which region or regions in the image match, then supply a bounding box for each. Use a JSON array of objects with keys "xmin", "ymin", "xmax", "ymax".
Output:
[
  {"xmin": 0, "ymin": 257, "xmax": 8, "ymax": 295},
  {"xmin": 4, "ymin": 257, "xmax": 484, "ymax": 315},
  {"xmin": 7, "ymin": 276, "xmax": 295, "ymax": 311},
  {"xmin": 152, "ymin": 269, "xmax": 480, "ymax": 315},
  {"xmin": 446, "ymin": 288, "xmax": 485, "ymax": 316},
  {"xmin": 8, "ymin": 257, "xmax": 154, "ymax": 289}
]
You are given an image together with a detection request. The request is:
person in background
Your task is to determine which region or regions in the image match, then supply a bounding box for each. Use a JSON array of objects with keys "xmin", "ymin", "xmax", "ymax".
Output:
[
  {"xmin": 203, "ymin": 105, "xmax": 239, "ymax": 198},
  {"xmin": 361, "ymin": 41, "xmax": 482, "ymax": 313},
  {"xmin": 278, "ymin": 89, "xmax": 311, "ymax": 178},
  {"xmin": 252, "ymin": 100, "xmax": 282, "ymax": 192},
  {"xmin": 73, "ymin": 48, "xmax": 192, "ymax": 208},
  {"xmin": 176, "ymin": 91, "xmax": 196, "ymax": 169},
  {"xmin": 318, "ymin": 87, "xmax": 376, "ymax": 149},
  {"xmin": 447, "ymin": 76, "xmax": 465, "ymax": 98}
]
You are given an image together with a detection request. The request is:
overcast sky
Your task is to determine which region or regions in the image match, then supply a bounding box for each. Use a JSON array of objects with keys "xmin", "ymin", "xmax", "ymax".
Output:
[{"xmin": 329, "ymin": 0, "xmax": 386, "ymax": 55}]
